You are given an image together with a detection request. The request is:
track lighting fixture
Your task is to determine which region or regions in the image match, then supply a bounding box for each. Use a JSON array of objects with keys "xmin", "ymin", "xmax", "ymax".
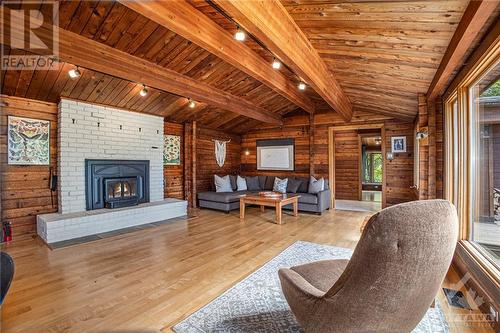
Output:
[
  {"xmin": 188, "ymin": 98, "xmax": 196, "ymax": 108},
  {"xmin": 68, "ymin": 67, "xmax": 81, "ymax": 79},
  {"xmin": 234, "ymin": 27, "xmax": 246, "ymax": 41},
  {"xmin": 298, "ymin": 82, "xmax": 306, "ymax": 90},
  {"xmin": 139, "ymin": 85, "xmax": 148, "ymax": 97},
  {"xmin": 272, "ymin": 58, "xmax": 281, "ymax": 70}
]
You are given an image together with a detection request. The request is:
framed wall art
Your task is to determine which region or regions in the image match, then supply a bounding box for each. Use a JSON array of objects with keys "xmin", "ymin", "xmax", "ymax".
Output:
[
  {"xmin": 391, "ymin": 136, "xmax": 407, "ymax": 153},
  {"xmin": 8, "ymin": 116, "xmax": 50, "ymax": 165},
  {"xmin": 163, "ymin": 135, "xmax": 181, "ymax": 165},
  {"xmin": 256, "ymin": 139, "xmax": 294, "ymax": 171}
]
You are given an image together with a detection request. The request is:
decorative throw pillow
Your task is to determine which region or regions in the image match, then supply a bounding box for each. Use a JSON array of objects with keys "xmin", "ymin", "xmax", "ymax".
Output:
[
  {"xmin": 246, "ymin": 176, "xmax": 261, "ymax": 191},
  {"xmin": 229, "ymin": 175, "xmax": 238, "ymax": 191},
  {"xmin": 214, "ymin": 175, "xmax": 233, "ymax": 193},
  {"xmin": 273, "ymin": 177, "xmax": 288, "ymax": 194},
  {"xmin": 286, "ymin": 178, "xmax": 302, "ymax": 193},
  {"xmin": 308, "ymin": 176, "xmax": 325, "ymax": 194},
  {"xmin": 237, "ymin": 175, "xmax": 247, "ymax": 191}
]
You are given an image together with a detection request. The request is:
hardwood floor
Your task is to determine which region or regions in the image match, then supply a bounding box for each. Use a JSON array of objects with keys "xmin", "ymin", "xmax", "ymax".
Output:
[{"xmin": 0, "ymin": 208, "xmax": 494, "ymax": 333}]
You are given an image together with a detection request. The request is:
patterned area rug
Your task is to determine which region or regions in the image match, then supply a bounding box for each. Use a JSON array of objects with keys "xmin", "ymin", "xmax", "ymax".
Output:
[{"xmin": 172, "ymin": 241, "xmax": 450, "ymax": 333}]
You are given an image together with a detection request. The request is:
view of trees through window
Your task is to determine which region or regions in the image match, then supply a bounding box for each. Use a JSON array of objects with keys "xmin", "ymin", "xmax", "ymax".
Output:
[{"xmin": 363, "ymin": 152, "xmax": 382, "ymax": 183}]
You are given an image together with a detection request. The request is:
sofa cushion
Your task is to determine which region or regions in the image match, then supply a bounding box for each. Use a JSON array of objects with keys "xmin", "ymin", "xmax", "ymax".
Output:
[
  {"xmin": 198, "ymin": 191, "xmax": 246, "ymax": 203},
  {"xmin": 298, "ymin": 193, "xmax": 319, "ymax": 205},
  {"xmin": 287, "ymin": 178, "xmax": 302, "ymax": 193},
  {"xmin": 214, "ymin": 175, "xmax": 233, "ymax": 193},
  {"xmin": 237, "ymin": 175, "xmax": 247, "ymax": 191},
  {"xmin": 264, "ymin": 176, "xmax": 275, "ymax": 190},
  {"xmin": 296, "ymin": 177, "xmax": 309, "ymax": 193},
  {"xmin": 258, "ymin": 176, "xmax": 267, "ymax": 190},
  {"xmin": 229, "ymin": 175, "xmax": 237, "ymax": 191},
  {"xmin": 308, "ymin": 176, "xmax": 325, "ymax": 194},
  {"xmin": 273, "ymin": 177, "xmax": 288, "ymax": 193},
  {"xmin": 246, "ymin": 176, "xmax": 261, "ymax": 191}
]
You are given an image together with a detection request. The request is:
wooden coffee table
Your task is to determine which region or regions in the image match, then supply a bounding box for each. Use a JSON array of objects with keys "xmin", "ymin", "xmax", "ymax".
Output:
[{"xmin": 239, "ymin": 193, "xmax": 300, "ymax": 225}]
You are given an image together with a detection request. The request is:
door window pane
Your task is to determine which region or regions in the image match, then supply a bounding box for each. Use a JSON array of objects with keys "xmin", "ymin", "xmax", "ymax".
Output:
[{"xmin": 469, "ymin": 60, "xmax": 500, "ymax": 268}]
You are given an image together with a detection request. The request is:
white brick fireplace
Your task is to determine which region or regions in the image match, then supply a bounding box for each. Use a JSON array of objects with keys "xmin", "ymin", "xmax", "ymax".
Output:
[{"xmin": 37, "ymin": 99, "xmax": 187, "ymax": 244}]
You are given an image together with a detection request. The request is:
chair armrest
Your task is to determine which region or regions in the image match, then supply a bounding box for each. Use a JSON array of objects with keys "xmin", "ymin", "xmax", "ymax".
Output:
[{"xmin": 317, "ymin": 189, "xmax": 331, "ymax": 210}]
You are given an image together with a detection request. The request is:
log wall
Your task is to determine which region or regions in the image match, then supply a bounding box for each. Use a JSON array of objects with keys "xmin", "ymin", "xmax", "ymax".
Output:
[
  {"xmin": 241, "ymin": 111, "xmax": 417, "ymax": 206},
  {"xmin": 1, "ymin": 95, "xmax": 58, "ymax": 237}
]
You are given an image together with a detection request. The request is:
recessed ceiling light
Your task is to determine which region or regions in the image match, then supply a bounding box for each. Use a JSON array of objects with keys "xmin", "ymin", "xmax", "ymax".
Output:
[
  {"xmin": 68, "ymin": 67, "xmax": 81, "ymax": 79},
  {"xmin": 298, "ymin": 82, "xmax": 306, "ymax": 90},
  {"xmin": 272, "ymin": 58, "xmax": 281, "ymax": 70},
  {"xmin": 234, "ymin": 27, "xmax": 245, "ymax": 41},
  {"xmin": 139, "ymin": 85, "xmax": 148, "ymax": 97},
  {"xmin": 188, "ymin": 99, "xmax": 196, "ymax": 108}
]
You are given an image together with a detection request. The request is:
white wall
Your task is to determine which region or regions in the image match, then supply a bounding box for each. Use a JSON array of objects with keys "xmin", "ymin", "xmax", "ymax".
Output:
[{"xmin": 58, "ymin": 99, "xmax": 164, "ymax": 213}]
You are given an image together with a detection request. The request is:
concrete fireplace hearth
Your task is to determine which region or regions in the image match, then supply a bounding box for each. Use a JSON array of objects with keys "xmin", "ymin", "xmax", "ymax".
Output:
[{"xmin": 37, "ymin": 99, "xmax": 187, "ymax": 244}]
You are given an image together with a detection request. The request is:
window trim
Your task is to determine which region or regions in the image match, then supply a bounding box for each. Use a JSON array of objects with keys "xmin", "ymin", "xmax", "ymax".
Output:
[{"xmin": 444, "ymin": 35, "xmax": 500, "ymax": 284}]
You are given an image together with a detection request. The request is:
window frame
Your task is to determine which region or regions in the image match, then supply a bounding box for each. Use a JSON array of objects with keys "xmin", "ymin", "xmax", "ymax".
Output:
[{"xmin": 444, "ymin": 37, "xmax": 500, "ymax": 283}]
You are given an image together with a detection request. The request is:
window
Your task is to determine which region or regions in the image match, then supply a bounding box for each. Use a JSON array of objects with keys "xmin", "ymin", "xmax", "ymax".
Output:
[
  {"xmin": 469, "ymin": 61, "xmax": 500, "ymax": 269},
  {"xmin": 363, "ymin": 152, "xmax": 382, "ymax": 183}
]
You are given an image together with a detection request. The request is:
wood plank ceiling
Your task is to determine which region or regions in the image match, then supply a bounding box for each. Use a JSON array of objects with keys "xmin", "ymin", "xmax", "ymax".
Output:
[
  {"xmin": 192, "ymin": 0, "xmax": 471, "ymax": 120},
  {"xmin": 0, "ymin": 0, "xmax": 482, "ymax": 131},
  {"xmin": 1, "ymin": 0, "xmax": 304, "ymax": 133}
]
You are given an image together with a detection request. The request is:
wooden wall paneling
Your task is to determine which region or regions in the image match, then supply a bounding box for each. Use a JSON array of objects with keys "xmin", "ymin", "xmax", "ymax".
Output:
[
  {"xmin": 418, "ymin": 94, "xmax": 429, "ymax": 199},
  {"xmin": 384, "ymin": 120, "xmax": 415, "ymax": 206},
  {"xmin": 192, "ymin": 121, "xmax": 197, "ymax": 208},
  {"xmin": 436, "ymin": 97, "xmax": 445, "ymax": 199},
  {"xmin": 243, "ymin": 112, "xmax": 415, "ymax": 207},
  {"xmin": 309, "ymin": 112, "xmax": 315, "ymax": 176},
  {"xmin": 196, "ymin": 127, "xmax": 241, "ymax": 194},
  {"xmin": 428, "ymin": 100, "xmax": 437, "ymax": 199},
  {"xmin": 0, "ymin": 95, "xmax": 58, "ymax": 237},
  {"xmin": 184, "ymin": 122, "xmax": 193, "ymax": 207},
  {"xmin": 334, "ymin": 130, "xmax": 360, "ymax": 201},
  {"xmin": 164, "ymin": 121, "xmax": 184, "ymax": 200}
]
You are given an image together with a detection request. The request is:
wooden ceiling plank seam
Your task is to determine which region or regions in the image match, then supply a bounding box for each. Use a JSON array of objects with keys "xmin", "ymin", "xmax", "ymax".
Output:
[
  {"xmin": 80, "ymin": 1, "xmax": 116, "ymax": 39},
  {"xmin": 14, "ymin": 67, "xmax": 36, "ymax": 98},
  {"xmin": 36, "ymin": 64, "xmax": 61, "ymax": 101},
  {"xmin": 125, "ymin": 20, "xmax": 160, "ymax": 55},
  {"xmin": 119, "ymin": 0, "xmax": 315, "ymax": 114},
  {"xmin": 114, "ymin": 13, "xmax": 151, "ymax": 52},
  {"xmin": 94, "ymin": 2, "xmax": 128, "ymax": 44},
  {"xmin": 66, "ymin": 1, "xmax": 99, "ymax": 35}
]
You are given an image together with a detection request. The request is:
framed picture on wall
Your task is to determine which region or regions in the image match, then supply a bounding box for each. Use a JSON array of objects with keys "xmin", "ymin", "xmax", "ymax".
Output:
[
  {"xmin": 391, "ymin": 136, "xmax": 407, "ymax": 153},
  {"xmin": 163, "ymin": 135, "xmax": 181, "ymax": 165},
  {"xmin": 8, "ymin": 116, "xmax": 50, "ymax": 165},
  {"xmin": 256, "ymin": 139, "xmax": 294, "ymax": 171}
]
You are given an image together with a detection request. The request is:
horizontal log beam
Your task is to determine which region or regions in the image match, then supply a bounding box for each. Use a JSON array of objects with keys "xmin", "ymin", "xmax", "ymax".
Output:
[
  {"xmin": 120, "ymin": 0, "xmax": 315, "ymax": 114},
  {"xmin": 426, "ymin": 0, "xmax": 498, "ymax": 101},
  {"xmin": 2, "ymin": 8, "xmax": 282, "ymax": 125},
  {"xmin": 213, "ymin": 0, "xmax": 353, "ymax": 121}
]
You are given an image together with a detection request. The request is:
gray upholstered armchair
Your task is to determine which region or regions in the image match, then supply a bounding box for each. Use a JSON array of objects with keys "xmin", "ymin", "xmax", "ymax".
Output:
[{"xmin": 279, "ymin": 200, "xmax": 458, "ymax": 333}]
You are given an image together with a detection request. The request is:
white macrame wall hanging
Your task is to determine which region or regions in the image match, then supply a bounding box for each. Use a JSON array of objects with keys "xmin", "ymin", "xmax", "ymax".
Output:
[{"xmin": 214, "ymin": 139, "xmax": 230, "ymax": 167}]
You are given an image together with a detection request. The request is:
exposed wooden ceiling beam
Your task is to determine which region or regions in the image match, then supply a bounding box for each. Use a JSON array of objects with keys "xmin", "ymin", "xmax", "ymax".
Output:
[
  {"xmin": 119, "ymin": 0, "xmax": 315, "ymax": 114},
  {"xmin": 426, "ymin": 0, "xmax": 498, "ymax": 101},
  {"xmin": 2, "ymin": 8, "xmax": 282, "ymax": 125},
  {"xmin": 212, "ymin": 0, "xmax": 353, "ymax": 121}
]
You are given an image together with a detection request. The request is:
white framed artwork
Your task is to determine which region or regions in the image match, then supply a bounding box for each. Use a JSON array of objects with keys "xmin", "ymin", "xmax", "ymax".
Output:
[
  {"xmin": 391, "ymin": 136, "xmax": 407, "ymax": 153},
  {"xmin": 256, "ymin": 139, "xmax": 294, "ymax": 171}
]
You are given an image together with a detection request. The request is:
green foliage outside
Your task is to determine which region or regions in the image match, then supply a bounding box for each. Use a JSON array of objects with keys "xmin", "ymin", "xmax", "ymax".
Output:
[
  {"xmin": 363, "ymin": 152, "xmax": 382, "ymax": 183},
  {"xmin": 481, "ymin": 80, "xmax": 500, "ymax": 97}
]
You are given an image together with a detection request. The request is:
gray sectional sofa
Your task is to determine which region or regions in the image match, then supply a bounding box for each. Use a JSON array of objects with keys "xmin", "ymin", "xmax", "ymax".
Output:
[{"xmin": 197, "ymin": 175, "xmax": 330, "ymax": 214}]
